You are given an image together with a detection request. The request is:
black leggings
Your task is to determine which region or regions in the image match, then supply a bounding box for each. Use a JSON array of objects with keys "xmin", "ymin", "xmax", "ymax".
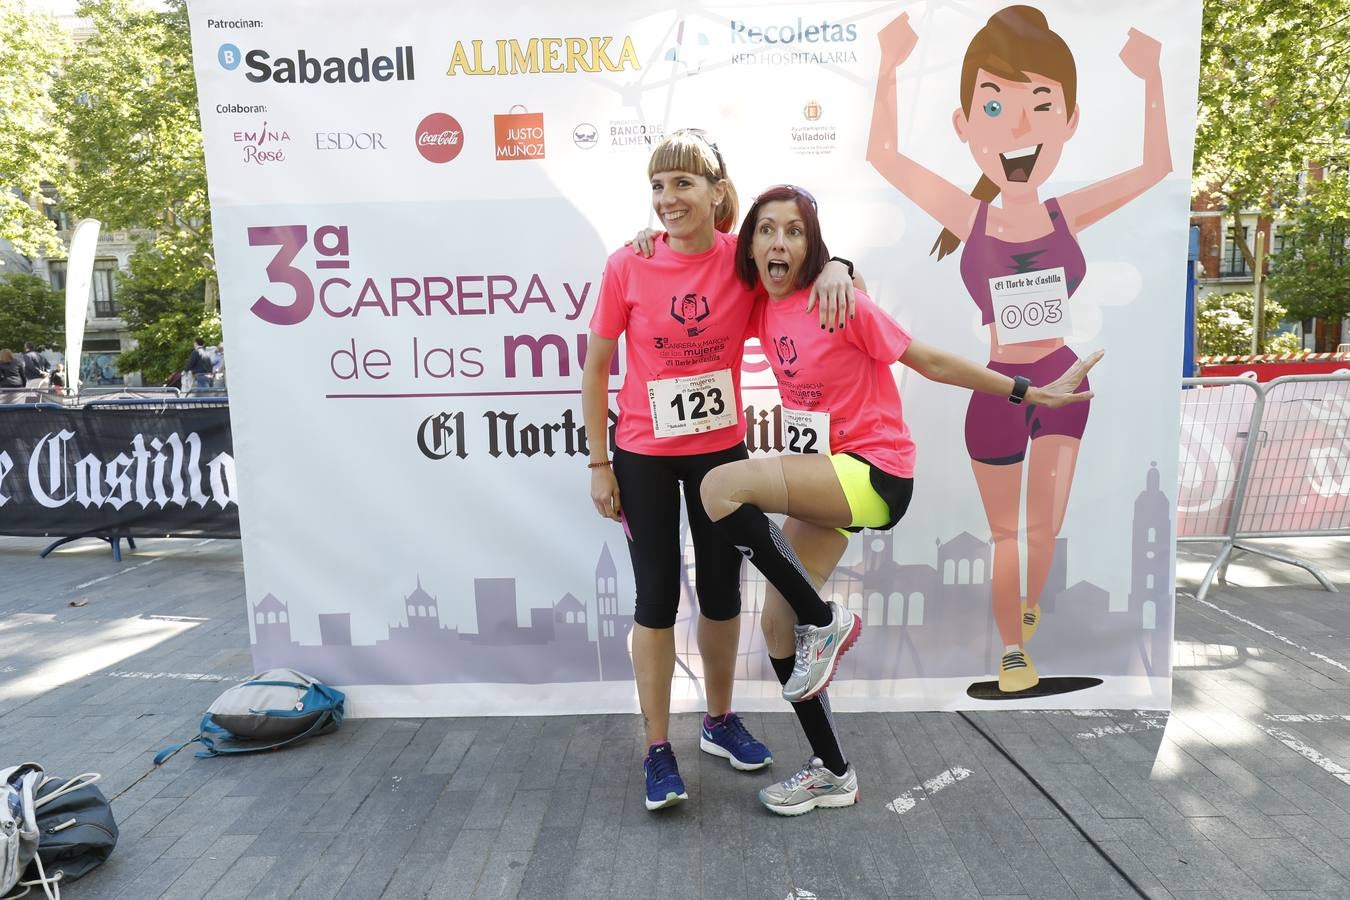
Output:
[{"xmin": 613, "ymin": 443, "xmax": 749, "ymax": 629}]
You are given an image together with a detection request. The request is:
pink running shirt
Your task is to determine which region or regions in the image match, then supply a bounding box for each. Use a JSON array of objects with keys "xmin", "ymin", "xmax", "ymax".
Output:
[
  {"xmin": 590, "ymin": 231, "xmax": 756, "ymax": 455},
  {"xmin": 755, "ymin": 288, "xmax": 917, "ymax": 477}
]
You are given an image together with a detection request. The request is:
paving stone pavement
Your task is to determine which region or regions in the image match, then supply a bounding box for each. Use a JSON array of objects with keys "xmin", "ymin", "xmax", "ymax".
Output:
[{"xmin": 6, "ymin": 534, "xmax": 1350, "ymax": 898}]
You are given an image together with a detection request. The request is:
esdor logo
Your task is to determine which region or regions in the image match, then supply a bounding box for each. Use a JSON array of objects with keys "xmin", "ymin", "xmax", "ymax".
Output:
[{"xmin": 416, "ymin": 113, "xmax": 464, "ymax": 164}]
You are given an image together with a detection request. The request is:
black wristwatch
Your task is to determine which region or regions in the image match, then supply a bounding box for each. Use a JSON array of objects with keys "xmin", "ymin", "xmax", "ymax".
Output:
[
  {"xmin": 828, "ymin": 256, "xmax": 854, "ymax": 277},
  {"xmin": 1009, "ymin": 375, "xmax": 1031, "ymax": 405}
]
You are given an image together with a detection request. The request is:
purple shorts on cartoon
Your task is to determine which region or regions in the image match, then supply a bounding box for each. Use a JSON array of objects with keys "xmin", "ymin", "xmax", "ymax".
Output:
[{"xmin": 964, "ymin": 344, "xmax": 1090, "ymax": 465}]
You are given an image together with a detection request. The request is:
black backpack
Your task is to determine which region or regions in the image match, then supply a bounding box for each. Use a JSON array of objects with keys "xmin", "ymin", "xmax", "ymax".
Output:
[{"xmin": 31, "ymin": 774, "xmax": 118, "ymax": 884}]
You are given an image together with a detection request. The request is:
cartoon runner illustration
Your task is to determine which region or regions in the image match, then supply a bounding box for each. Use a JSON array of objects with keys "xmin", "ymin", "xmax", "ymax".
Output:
[{"xmin": 867, "ymin": 5, "xmax": 1171, "ymax": 692}]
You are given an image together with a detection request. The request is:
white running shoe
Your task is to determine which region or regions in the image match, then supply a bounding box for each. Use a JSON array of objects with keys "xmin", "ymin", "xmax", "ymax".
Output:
[
  {"xmin": 783, "ymin": 599, "xmax": 861, "ymax": 702},
  {"xmin": 758, "ymin": 757, "xmax": 859, "ymax": 816}
]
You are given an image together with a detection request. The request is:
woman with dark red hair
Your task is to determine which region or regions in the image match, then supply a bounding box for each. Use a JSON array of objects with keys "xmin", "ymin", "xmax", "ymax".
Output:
[{"xmin": 700, "ymin": 184, "xmax": 1100, "ymax": 815}]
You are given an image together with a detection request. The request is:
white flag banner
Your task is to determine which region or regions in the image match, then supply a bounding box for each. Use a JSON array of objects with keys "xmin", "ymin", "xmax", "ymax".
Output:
[
  {"xmin": 187, "ymin": 0, "xmax": 1201, "ymax": 716},
  {"xmin": 63, "ymin": 218, "xmax": 100, "ymax": 396}
]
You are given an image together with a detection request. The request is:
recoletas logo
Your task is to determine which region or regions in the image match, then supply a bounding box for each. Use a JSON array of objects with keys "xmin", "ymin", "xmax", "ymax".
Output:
[
  {"xmin": 416, "ymin": 113, "xmax": 464, "ymax": 164},
  {"xmin": 728, "ymin": 18, "xmax": 858, "ymax": 66},
  {"xmin": 217, "ymin": 42, "xmax": 415, "ymax": 84}
]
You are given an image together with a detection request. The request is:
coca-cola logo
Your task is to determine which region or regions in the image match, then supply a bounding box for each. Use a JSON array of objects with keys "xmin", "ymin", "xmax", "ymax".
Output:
[{"xmin": 415, "ymin": 112, "xmax": 464, "ymax": 163}]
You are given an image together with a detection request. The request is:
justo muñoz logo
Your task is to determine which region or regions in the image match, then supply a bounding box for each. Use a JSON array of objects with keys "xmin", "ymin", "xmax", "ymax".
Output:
[{"xmin": 416, "ymin": 113, "xmax": 464, "ymax": 163}]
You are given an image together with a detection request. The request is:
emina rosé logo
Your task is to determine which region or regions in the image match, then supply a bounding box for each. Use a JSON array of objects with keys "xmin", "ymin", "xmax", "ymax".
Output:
[
  {"xmin": 415, "ymin": 113, "xmax": 463, "ymax": 163},
  {"xmin": 233, "ymin": 121, "xmax": 290, "ymax": 165}
]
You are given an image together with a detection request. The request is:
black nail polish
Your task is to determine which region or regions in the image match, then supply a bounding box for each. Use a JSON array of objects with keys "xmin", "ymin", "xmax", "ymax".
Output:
[{"xmin": 829, "ymin": 327, "xmax": 834, "ymax": 333}]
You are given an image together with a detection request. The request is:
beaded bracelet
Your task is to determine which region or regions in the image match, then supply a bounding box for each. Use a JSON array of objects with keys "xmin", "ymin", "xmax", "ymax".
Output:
[{"xmin": 587, "ymin": 460, "xmax": 612, "ymax": 469}]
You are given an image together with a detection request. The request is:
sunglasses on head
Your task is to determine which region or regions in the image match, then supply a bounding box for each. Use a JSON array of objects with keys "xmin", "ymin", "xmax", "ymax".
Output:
[
  {"xmin": 757, "ymin": 184, "xmax": 817, "ymax": 209},
  {"xmin": 684, "ymin": 128, "xmax": 726, "ymax": 178}
]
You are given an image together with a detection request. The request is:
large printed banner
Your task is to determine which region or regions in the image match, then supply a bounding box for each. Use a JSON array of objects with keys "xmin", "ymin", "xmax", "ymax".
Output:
[
  {"xmin": 0, "ymin": 407, "xmax": 238, "ymax": 538},
  {"xmin": 187, "ymin": 0, "xmax": 1200, "ymax": 715}
]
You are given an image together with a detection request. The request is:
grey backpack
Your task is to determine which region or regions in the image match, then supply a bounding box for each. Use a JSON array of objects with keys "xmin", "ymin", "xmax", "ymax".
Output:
[
  {"xmin": 153, "ymin": 669, "xmax": 346, "ymax": 765},
  {"xmin": 1, "ymin": 764, "xmax": 103, "ymax": 899},
  {"xmin": 1, "ymin": 764, "xmax": 42, "ymax": 899}
]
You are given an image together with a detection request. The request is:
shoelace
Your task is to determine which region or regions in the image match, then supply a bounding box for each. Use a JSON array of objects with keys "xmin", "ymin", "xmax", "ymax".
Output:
[
  {"xmin": 715, "ymin": 714, "xmax": 755, "ymax": 749},
  {"xmin": 647, "ymin": 748, "xmax": 679, "ymax": 784},
  {"xmin": 1003, "ymin": 650, "xmax": 1028, "ymax": 670},
  {"xmin": 791, "ymin": 629, "xmax": 814, "ymax": 677},
  {"xmin": 782, "ymin": 759, "xmax": 825, "ymax": 791},
  {"xmin": 1023, "ymin": 611, "xmax": 1037, "ymax": 624}
]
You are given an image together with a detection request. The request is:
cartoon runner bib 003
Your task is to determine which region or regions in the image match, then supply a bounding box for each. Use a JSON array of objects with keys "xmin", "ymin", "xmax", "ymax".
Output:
[
  {"xmin": 989, "ymin": 266, "xmax": 1072, "ymax": 344},
  {"xmin": 783, "ymin": 407, "xmax": 830, "ymax": 455},
  {"xmin": 647, "ymin": 368, "xmax": 737, "ymax": 438}
]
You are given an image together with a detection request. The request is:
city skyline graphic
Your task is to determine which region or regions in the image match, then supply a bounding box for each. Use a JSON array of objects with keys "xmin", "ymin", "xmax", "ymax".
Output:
[{"xmin": 251, "ymin": 464, "xmax": 1172, "ymax": 686}]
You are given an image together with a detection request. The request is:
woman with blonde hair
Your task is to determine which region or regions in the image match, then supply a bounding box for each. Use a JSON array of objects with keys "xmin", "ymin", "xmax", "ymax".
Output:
[{"xmin": 581, "ymin": 129, "xmax": 857, "ymax": 809}]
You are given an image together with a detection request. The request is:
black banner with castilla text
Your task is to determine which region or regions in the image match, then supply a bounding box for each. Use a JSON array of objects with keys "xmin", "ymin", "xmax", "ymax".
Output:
[{"xmin": 0, "ymin": 405, "xmax": 238, "ymax": 539}]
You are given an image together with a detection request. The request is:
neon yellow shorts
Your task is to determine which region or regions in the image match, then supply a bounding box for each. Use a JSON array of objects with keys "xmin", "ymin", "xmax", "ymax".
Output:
[{"xmin": 829, "ymin": 452, "xmax": 895, "ymax": 536}]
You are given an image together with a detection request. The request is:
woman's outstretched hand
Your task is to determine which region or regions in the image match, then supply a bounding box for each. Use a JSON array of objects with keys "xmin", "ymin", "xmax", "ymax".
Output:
[{"xmin": 1029, "ymin": 349, "xmax": 1103, "ymax": 407}]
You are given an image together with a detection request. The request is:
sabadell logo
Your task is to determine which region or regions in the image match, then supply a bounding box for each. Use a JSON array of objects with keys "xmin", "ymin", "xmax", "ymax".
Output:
[
  {"xmin": 217, "ymin": 42, "xmax": 415, "ymax": 84},
  {"xmin": 416, "ymin": 113, "xmax": 464, "ymax": 163}
]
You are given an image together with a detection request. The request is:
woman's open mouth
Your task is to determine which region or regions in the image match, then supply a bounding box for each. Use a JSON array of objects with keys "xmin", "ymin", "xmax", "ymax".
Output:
[{"xmin": 999, "ymin": 144, "xmax": 1042, "ymax": 183}]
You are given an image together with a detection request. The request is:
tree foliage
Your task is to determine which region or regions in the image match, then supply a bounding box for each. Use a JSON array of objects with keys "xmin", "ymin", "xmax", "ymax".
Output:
[
  {"xmin": 54, "ymin": 0, "xmax": 212, "ymax": 285},
  {"xmin": 0, "ymin": 2, "xmax": 68, "ymax": 257},
  {"xmin": 1267, "ymin": 175, "xmax": 1350, "ymax": 349},
  {"xmin": 1196, "ymin": 0, "xmax": 1350, "ymax": 268},
  {"xmin": 1196, "ymin": 290, "xmax": 1302, "ymax": 356},
  {"xmin": 1196, "ymin": 0, "xmax": 1350, "ymax": 210},
  {"xmin": 0, "ymin": 274, "xmax": 63, "ymax": 352},
  {"xmin": 113, "ymin": 247, "xmax": 218, "ymax": 384}
]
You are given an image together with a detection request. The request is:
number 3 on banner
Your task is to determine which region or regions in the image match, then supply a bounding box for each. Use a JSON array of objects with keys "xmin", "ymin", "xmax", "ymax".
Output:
[{"xmin": 248, "ymin": 225, "xmax": 313, "ymax": 325}]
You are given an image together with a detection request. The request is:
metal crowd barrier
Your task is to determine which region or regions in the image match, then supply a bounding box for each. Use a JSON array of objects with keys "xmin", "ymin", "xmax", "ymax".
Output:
[
  {"xmin": 1179, "ymin": 373, "xmax": 1350, "ymax": 600},
  {"xmin": 0, "ymin": 385, "xmax": 228, "ymax": 408}
]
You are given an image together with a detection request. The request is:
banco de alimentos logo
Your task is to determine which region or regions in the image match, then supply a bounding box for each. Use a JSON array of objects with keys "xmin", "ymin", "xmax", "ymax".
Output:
[{"xmin": 217, "ymin": 42, "xmax": 415, "ymax": 84}]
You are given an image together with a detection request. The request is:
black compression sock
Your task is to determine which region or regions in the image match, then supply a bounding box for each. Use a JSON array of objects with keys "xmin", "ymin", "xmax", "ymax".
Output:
[
  {"xmin": 713, "ymin": 505, "xmax": 831, "ymax": 626},
  {"xmin": 771, "ymin": 655, "xmax": 847, "ymax": 776}
]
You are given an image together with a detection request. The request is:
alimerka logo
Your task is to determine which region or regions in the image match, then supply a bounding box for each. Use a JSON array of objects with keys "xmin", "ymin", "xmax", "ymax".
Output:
[{"xmin": 447, "ymin": 36, "xmax": 639, "ymax": 75}]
